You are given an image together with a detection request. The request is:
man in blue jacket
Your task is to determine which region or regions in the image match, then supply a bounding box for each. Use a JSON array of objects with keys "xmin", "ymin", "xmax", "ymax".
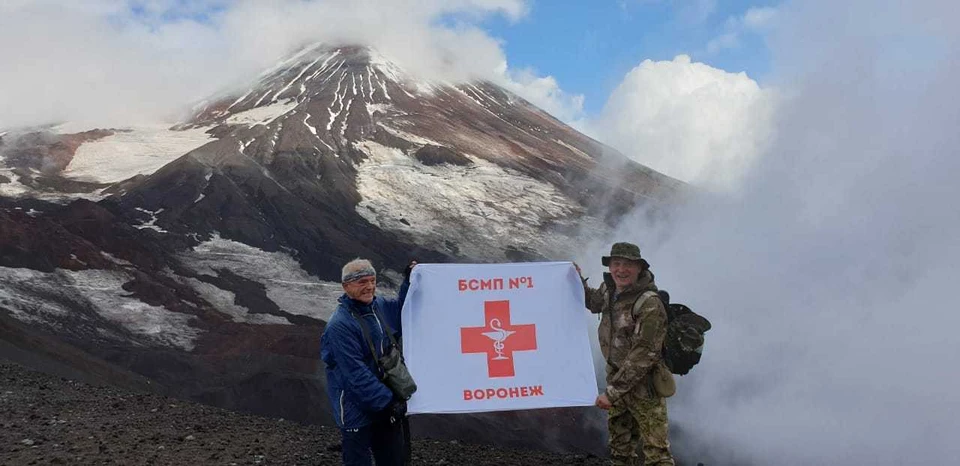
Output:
[{"xmin": 320, "ymin": 258, "xmax": 413, "ymax": 466}]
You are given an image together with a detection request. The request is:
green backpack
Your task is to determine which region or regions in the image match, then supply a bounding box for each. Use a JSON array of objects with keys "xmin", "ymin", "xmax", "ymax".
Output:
[{"xmin": 636, "ymin": 290, "xmax": 711, "ymax": 375}]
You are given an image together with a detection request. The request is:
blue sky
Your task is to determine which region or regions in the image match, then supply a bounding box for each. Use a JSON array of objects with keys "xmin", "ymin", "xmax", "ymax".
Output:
[{"xmin": 477, "ymin": 0, "xmax": 776, "ymax": 114}]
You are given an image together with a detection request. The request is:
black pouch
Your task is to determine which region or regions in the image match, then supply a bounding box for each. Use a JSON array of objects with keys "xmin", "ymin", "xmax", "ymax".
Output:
[{"xmin": 377, "ymin": 345, "xmax": 417, "ymax": 400}]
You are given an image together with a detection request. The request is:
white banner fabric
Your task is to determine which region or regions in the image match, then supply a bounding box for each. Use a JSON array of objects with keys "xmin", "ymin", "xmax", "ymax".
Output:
[{"xmin": 401, "ymin": 262, "xmax": 597, "ymax": 414}]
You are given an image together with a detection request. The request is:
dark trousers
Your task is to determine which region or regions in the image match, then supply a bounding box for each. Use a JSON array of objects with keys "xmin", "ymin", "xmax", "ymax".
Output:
[{"xmin": 341, "ymin": 416, "xmax": 405, "ymax": 466}]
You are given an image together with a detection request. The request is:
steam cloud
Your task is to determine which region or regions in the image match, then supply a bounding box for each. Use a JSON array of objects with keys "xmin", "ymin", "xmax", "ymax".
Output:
[{"xmin": 581, "ymin": 0, "xmax": 960, "ymax": 463}]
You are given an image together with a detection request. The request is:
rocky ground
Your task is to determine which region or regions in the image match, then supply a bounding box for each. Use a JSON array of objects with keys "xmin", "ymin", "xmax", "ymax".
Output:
[{"xmin": 0, "ymin": 360, "xmax": 607, "ymax": 465}]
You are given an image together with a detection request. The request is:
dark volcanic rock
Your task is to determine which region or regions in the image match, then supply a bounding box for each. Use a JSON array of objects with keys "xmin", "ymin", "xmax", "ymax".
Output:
[
  {"xmin": 0, "ymin": 313, "xmax": 159, "ymax": 393},
  {"xmin": 0, "ymin": 199, "xmax": 181, "ymax": 273},
  {"xmin": 0, "ymin": 360, "xmax": 608, "ymax": 465},
  {"xmin": 503, "ymin": 245, "xmax": 550, "ymax": 262},
  {"xmin": 0, "ymin": 207, "xmax": 114, "ymax": 272},
  {"xmin": 25, "ymin": 174, "xmax": 109, "ymax": 194},
  {"xmin": 414, "ymin": 144, "xmax": 473, "ymax": 166}
]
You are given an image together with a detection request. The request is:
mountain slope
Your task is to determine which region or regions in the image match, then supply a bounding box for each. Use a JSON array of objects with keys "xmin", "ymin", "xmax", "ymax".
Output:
[{"xmin": 123, "ymin": 45, "xmax": 666, "ymax": 273}]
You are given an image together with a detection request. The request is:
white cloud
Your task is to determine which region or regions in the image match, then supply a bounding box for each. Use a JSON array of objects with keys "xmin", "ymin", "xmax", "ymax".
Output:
[
  {"xmin": 706, "ymin": 31, "xmax": 740, "ymax": 53},
  {"xmin": 679, "ymin": 0, "xmax": 718, "ymax": 24},
  {"xmin": 588, "ymin": 54, "xmax": 775, "ymax": 189},
  {"xmin": 707, "ymin": 5, "xmax": 779, "ymax": 53},
  {"xmin": 0, "ymin": 0, "xmax": 541, "ymax": 129},
  {"xmin": 618, "ymin": 0, "xmax": 718, "ymax": 24},
  {"xmin": 743, "ymin": 6, "xmax": 778, "ymax": 29},
  {"xmin": 499, "ymin": 67, "xmax": 586, "ymax": 123}
]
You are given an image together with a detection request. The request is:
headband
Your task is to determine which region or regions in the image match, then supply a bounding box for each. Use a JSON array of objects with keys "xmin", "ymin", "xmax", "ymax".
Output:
[{"xmin": 342, "ymin": 267, "xmax": 376, "ymax": 283}]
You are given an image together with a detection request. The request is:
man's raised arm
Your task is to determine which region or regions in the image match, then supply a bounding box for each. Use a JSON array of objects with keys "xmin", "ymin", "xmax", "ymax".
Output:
[{"xmin": 575, "ymin": 262, "xmax": 606, "ymax": 314}]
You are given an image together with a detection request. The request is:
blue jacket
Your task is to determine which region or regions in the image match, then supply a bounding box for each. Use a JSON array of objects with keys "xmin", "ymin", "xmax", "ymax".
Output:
[{"xmin": 320, "ymin": 281, "xmax": 408, "ymax": 429}]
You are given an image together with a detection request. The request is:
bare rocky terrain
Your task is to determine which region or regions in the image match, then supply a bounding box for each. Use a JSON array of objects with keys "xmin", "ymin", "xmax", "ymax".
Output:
[{"xmin": 0, "ymin": 360, "xmax": 608, "ymax": 465}]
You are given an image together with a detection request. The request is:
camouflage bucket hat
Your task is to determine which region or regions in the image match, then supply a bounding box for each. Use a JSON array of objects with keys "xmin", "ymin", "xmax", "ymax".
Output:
[{"xmin": 601, "ymin": 242, "xmax": 648, "ymax": 268}]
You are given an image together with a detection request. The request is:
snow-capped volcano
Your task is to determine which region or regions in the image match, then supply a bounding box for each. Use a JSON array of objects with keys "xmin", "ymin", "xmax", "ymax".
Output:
[
  {"xmin": 185, "ymin": 43, "xmax": 674, "ymax": 197},
  {"xmin": 0, "ymin": 43, "xmax": 682, "ymax": 456},
  {"xmin": 115, "ymin": 43, "xmax": 681, "ymax": 273}
]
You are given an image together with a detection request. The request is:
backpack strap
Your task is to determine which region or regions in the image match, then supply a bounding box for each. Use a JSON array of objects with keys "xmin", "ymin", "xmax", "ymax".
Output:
[
  {"xmin": 371, "ymin": 302, "xmax": 402, "ymax": 354},
  {"xmin": 349, "ymin": 308, "xmax": 385, "ymax": 380},
  {"xmin": 632, "ymin": 290, "xmax": 662, "ymax": 335},
  {"xmin": 348, "ymin": 301, "xmax": 405, "ymax": 376},
  {"xmin": 604, "ymin": 289, "xmax": 661, "ymax": 371}
]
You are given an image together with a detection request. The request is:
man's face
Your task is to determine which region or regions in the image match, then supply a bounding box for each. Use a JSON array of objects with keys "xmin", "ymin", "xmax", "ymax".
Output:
[
  {"xmin": 342, "ymin": 276, "xmax": 376, "ymax": 304},
  {"xmin": 608, "ymin": 257, "xmax": 642, "ymax": 289}
]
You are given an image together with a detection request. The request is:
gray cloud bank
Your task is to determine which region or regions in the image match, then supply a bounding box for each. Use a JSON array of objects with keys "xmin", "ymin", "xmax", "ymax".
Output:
[{"xmin": 581, "ymin": 0, "xmax": 960, "ymax": 464}]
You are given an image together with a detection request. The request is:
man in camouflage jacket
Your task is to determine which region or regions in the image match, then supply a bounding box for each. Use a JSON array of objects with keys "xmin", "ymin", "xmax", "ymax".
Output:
[{"xmin": 580, "ymin": 242, "xmax": 674, "ymax": 466}]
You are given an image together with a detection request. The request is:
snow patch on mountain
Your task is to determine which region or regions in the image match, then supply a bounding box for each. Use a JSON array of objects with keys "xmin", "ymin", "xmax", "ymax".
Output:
[
  {"xmin": 354, "ymin": 140, "xmax": 587, "ymax": 259},
  {"xmin": 0, "ymin": 168, "xmax": 30, "ymax": 197},
  {"xmin": 225, "ymin": 100, "xmax": 299, "ymax": 126},
  {"xmin": 0, "ymin": 267, "xmax": 73, "ymax": 323},
  {"xmin": 365, "ymin": 103, "xmax": 394, "ymax": 117},
  {"xmin": 0, "ymin": 166, "xmax": 108, "ymax": 202},
  {"xmin": 555, "ymin": 139, "xmax": 592, "ymax": 160},
  {"xmin": 375, "ymin": 123, "xmax": 440, "ymax": 146},
  {"xmin": 134, "ymin": 207, "xmax": 167, "ymax": 233},
  {"xmin": 177, "ymin": 234, "xmax": 342, "ymax": 321},
  {"xmin": 367, "ymin": 49, "xmax": 406, "ymax": 88},
  {"xmin": 179, "ymin": 277, "xmax": 291, "ymax": 325},
  {"xmin": 0, "ymin": 267, "xmax": 200, "ymax": 350},
  {"xmin": 62, "ymin": 125, "xmax": 213, "ymax": 184}
]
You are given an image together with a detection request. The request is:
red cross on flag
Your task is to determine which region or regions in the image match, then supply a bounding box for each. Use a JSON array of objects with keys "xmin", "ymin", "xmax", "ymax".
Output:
[
  {"xmin": 460, "ymin": 300, "xmax": 538, "ymax": 378},
  {"xmin": 401, "ymin": 262, "xmax": 598, "ymax": 414}
]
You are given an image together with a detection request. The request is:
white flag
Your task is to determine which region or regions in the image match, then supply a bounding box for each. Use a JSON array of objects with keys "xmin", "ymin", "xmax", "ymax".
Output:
[{"xmin": 401, "ymin": 262, "xmax": 598, "ymax": 414}]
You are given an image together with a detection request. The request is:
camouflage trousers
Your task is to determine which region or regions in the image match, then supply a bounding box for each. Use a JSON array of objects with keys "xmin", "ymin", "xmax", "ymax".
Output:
[{"xmin": 608, "ymin": 393, "xmax": 674, "ymax": 466}]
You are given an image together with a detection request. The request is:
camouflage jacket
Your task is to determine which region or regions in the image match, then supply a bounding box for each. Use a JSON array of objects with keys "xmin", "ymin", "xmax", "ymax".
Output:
[{"xmin": 584, "ymin": 270, "xmax": 667, "ymax": 403}]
